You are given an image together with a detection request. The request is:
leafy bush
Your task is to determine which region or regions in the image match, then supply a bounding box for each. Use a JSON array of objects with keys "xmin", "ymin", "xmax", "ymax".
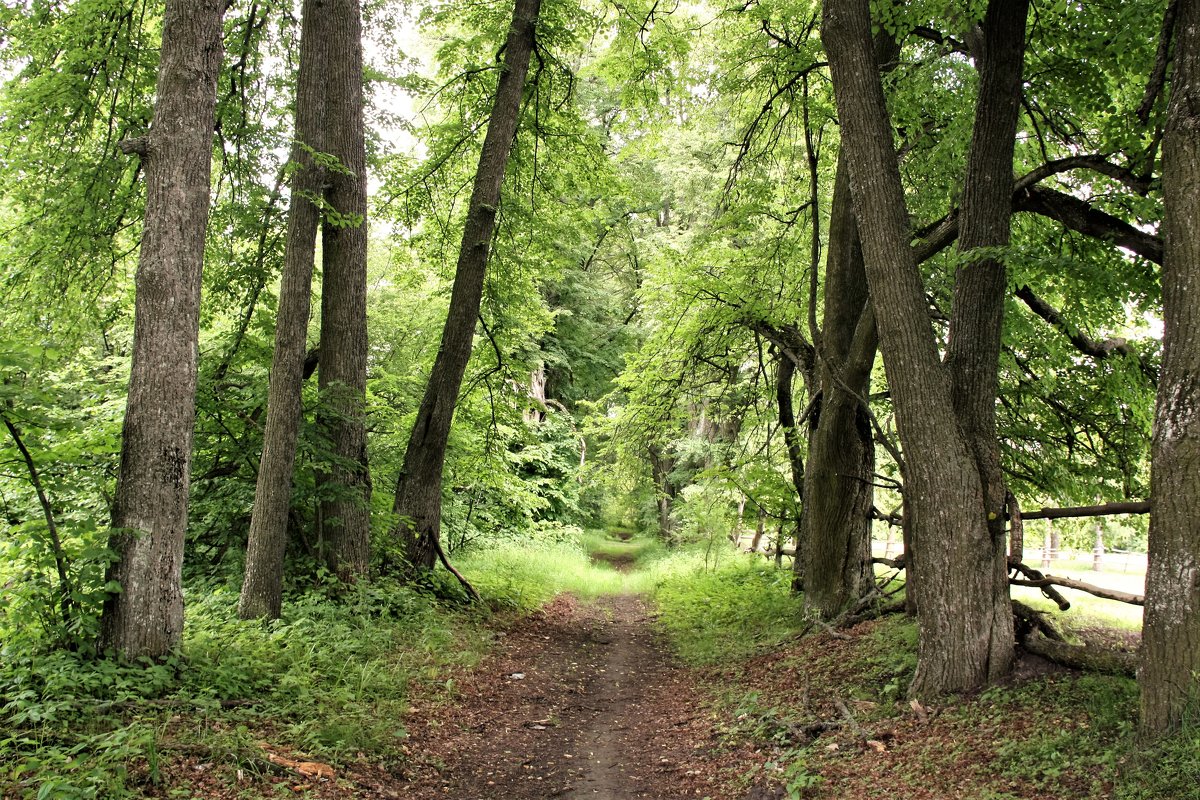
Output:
[{"xmin": 0, "ymin": 578, "xmax": 488, "ymax": 798}]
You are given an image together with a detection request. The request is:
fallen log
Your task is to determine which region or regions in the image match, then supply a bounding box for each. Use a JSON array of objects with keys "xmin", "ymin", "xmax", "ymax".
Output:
[{"xmin": 1020, "ymin": 632, "xmax": 1138, "ymax": 676}]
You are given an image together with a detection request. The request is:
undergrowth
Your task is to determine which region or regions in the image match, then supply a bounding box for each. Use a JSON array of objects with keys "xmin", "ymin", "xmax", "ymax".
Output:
[
  {"xmin": 649, "ymin": 548, "xmax": 805, "ymax": 664},
  {"xmin": 0, "ymin": 578, "xmax": 489, "ymax": 798}
]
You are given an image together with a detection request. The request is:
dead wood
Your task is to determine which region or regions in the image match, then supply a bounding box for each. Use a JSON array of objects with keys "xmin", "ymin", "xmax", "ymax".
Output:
[
  {"xmin": 1009, "ymin": 559, "xmax": 1143, "ymax": 606},
  {"xmin": 1017, "ymin": 500, "xmax": 1150, "ymax": 520},
  {"xmin": 1020, "ymin": 632, "xmax": 1138, "ymax": 676},
  {"xmin": 1011, "ymin": 599, "xmax": 1067, "ymax": 642},
  {"xmin": 1007, "ymin": 560, "xmax": 1072, "ymax": 610}
]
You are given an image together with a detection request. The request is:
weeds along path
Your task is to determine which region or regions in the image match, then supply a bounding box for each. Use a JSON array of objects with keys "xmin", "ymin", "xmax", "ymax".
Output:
[{"xmin": 393, "ymin": 593, "xmax": 726, "ymax": 799}]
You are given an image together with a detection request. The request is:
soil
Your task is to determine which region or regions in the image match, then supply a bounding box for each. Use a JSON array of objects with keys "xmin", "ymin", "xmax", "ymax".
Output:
[
  {"xmin": 144, "ymin": 592, "xmax": 1137, "ymax": 799},
  {"xmin": 389, "ymin": 594, "xmax": 728, "ymax": 799}
]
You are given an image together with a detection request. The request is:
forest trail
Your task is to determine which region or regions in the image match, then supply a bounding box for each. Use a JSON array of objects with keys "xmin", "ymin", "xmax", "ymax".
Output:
[{"xmin": 392, "ymin": 594, "xmax": 725, "ymax": 799}]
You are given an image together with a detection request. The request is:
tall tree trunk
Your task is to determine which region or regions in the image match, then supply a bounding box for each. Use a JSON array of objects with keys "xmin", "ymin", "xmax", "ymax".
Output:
[
  {"xmin": 802, "ymin": 155, "xmax": 879, "ymax": 619},
  {"xmin": 391, "ymin": 0, "xmax": 542, "ymax": 570},
  {"xmin": 821, "ymin": 0, "xmax": 1011, "ymax": 697},
  {"xmin": 100, "ymin": 0, "xmax": 223, "ymax": 657},
  {"xmin": 238, "ymin": 0, "xmax": 329, "ymax": 620},
  {"xmin": 939, "ymin": 0, "xmax": 1030, "ymax": 683},
  {"xmin": 317, "ymin": 0, "xmax": 372, "ymax": 581},
  {"xmin": 1141, "ymin": 0, "xmax": 1200, "ymax": 737}
]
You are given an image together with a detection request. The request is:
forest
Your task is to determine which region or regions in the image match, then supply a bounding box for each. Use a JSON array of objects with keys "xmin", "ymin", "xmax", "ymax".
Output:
[{"xmin": 0, "ymin": 0, "xmax": 1197, "ymax": 797}]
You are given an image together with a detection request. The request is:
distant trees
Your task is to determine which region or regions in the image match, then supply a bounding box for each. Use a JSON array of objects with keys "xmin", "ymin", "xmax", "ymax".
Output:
[{"xmin": 100, "ymin": 0, "xmax": 224, "ymax": 657}]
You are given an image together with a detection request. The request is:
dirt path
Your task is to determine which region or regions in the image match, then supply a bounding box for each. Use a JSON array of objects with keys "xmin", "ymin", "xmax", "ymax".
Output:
[{"xmin": 393, "ymin": 594, "xmax": 726, "ymax": 799}]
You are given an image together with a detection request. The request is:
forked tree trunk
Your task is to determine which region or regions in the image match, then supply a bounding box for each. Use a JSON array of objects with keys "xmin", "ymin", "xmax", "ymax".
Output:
[
  {"xmin": 1141, "ymin": 0, "xmax": 1200, "ymax": 737},
  {"xmin": 239, "ymin": 0, "xmax": 329, "ymax": 620},
  {"xmin": 822, "ymin": 0, "xmax": 1012, "ymax": 697},
  {"xmin": 391, "ymin": 0, "xmax": 542, "ymax": 570},
  {"xmin": 100, "ymin": 0, "xmax": 224, "ymax": 657},
  {"xmin": 317, "ymin": 0, "xmax": 371, "ymax": 581}
]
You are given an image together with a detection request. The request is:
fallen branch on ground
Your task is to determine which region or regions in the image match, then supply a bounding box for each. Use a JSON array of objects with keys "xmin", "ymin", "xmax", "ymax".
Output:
[
  {"xmin": 1011, "ymin": 599, "xmax": 1067, "ymax": 642},
  {"xmin": 1020, "ymin": 631, "xmax": 1138, "ymax": 676}
]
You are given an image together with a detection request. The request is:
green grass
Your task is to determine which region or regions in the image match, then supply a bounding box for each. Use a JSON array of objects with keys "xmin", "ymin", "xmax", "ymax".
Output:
[
  {"xmin": 0, "ymin": 578, "xmax": 492, "ymax": 798},
  {"xmin": 648, "ymin": 548, "xmax": 806, "ymax": 664}
]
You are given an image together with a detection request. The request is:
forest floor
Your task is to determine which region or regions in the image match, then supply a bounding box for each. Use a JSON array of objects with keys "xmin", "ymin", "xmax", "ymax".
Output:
[
  {"xmin": 136, "ymin": 544, "xmax": 1169, "ymax": 799},
  {"xmin": 310, "ymin": 594, "xmax": 1136, "ymax": 800},
  {"xmin": 383, "ymin": 592, "xmax": 728, "ymax": 799}
]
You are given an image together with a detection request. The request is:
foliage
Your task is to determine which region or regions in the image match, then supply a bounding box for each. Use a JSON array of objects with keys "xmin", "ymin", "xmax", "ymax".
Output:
[
  {"xmin": 0, "ymin": 579, "xmax": 488, "ymax": 798},
  {"xmin": 650, "ymin": 550, "xmax": 805, "ymax": 664}
]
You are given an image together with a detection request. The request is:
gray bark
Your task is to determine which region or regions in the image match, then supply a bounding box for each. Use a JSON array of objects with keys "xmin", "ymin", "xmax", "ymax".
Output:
[
  {"xmin": 317, "ymin": 0, "xmax": 372, "ymax": 581},
  {"xmin": 1141, "ymin": 0, "xmax": 1200, "ymax": 737},
  {"xmin": 939, "ymin": 0, "xmax": 1031, "ymax": 685},
  {"xmin": 801, "ymin": 151, "xmax": 878, "ymax": 619},
  {"xmin": 239, "ymin": 0, "xmax": 330, "ymax": 620},
  {"xmin": 100, "ymin": 0, "xmax": 224, "ymax": 657},
  {"xmin": 821, "ymin": 0, "xmax": 1012, "ymax": 697}
]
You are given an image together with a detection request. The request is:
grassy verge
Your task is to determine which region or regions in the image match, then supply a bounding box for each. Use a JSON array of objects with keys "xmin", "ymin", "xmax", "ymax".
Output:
[
  {"xmin": 0, "ymin": 528, "xmax": 674, "ymax": 798},
  {"xmin": 0, "ymin": 578, "xmax": 490, "ymax": 798},
  {"xmin": 648, "ymin": 547, "xmax": 806, "ymax": 664},
  {"xmin": 642, "ymin": 551, "xmax": 1195, "ymax": 800}
]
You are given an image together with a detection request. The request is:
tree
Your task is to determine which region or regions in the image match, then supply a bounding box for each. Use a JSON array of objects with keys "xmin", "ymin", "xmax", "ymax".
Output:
[
  {"xmin": 821, "ymin": 0, "xmax": 1018, "ymax": 696},
  {"xmin": 391, "ymin": 0, "xmax": 542, "ymax": 572},
  {"xmin": 239, "ymin": 0, "xmax": 330, "ymax": 620},
  {"xmin": 1141, "ymin": 0, "xmax": 1200, "ymax": 736},
  {"xmin": 100, "ymin": 0, "xmax": 224, "ymax": 657},
  {"xmin": 800, "ymin": 155, "xmax": 878, "ymax": 619},
  {"xmin": 316, "ymin": 0, "xmax": 372, "ymax": 580}
]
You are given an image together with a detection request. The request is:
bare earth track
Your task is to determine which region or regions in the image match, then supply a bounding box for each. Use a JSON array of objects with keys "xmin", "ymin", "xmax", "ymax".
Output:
[{"xmin": 392, "ymin": 594, "xmax": 728, "ymax": 799}]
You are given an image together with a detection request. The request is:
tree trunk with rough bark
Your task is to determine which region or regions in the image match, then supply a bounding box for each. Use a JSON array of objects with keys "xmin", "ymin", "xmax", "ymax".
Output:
[
  {"xmin": 821, "ymin": 0, "xmax": 1014, "ymax": 697},
  {"xmin": 100, "ymin": 0, "xmax": 223, "ymax": 657},
  {"xmin": 1141, "ymin": 0, "xmax": 1200, "ymax": 737},
  {"xmin": 938, "ymin": 0, "xmax": 1030, "ymax": 684},
  {"xmin": 391, "ymin": 0, "xmax": 542, "ymax": 571},
  {"xmin": 239, "ymin": 0, "xmax": 329, "ymax": 620},
  {"xmin": 802, "ymin": 154, "xmax": 878, "ymax": 620},
  {"xmin": 317, "ymin": 0, "xmax": 372, "ymax": 581}
]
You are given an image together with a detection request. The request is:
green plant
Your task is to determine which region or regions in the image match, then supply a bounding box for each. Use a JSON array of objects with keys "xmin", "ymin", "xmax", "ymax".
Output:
[{"xmin": 650, "ymin": 549, "xmax": 805, "ymax": 664}]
